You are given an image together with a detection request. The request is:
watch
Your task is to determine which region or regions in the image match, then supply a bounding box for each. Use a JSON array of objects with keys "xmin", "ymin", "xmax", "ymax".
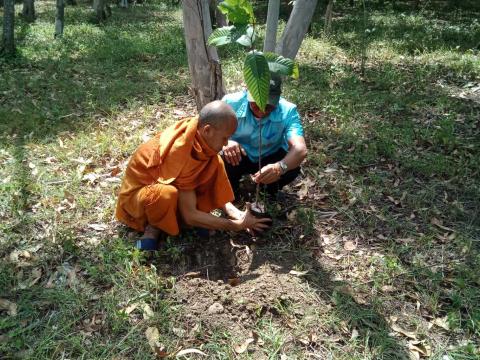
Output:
[{"xmin": 278, "ymin": 160, "xmax": 288, "ymax": 175}]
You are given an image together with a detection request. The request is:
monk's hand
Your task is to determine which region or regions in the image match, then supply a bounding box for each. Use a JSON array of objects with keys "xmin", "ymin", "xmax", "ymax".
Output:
[
  {"xmin": 252, "ymin": 163, "xmax": 282, "ymax": 185},
  {"xmin": 222, "ymin": 140, "xmax": 246, "ymax": 166},
  {"xmin": 239, "ymin": 203, "xmax": 271, "ymax": 233}
]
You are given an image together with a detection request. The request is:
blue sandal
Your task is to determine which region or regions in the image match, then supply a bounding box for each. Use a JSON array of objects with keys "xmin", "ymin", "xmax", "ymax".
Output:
[{"xmin": 135, "ymin": 238, "xmax": 159, "ymax": 251}]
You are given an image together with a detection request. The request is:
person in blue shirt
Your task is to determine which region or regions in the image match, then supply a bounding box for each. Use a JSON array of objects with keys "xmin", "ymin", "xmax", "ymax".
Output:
[{"xmin": 222, "ymin": 76, "xmax": 307, "ymax": 196}]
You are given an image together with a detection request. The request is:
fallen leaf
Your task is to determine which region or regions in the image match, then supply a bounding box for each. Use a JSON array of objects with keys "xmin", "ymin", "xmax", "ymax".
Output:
[
  {"xmin": 430, "ymin": 218, "xmax": 454, "ymax": 232},
  {"xmin": 324, "ymin": 167, "xmax": 337, "ymax": 173},
  {"xmin": 176, "ymin": 348, "xmax": 207, "ymax": 357},
  {"xmin": 87, "ymin": 223, "xmax": 108, "ymax": 231},
  {"xmin": 234, "ymin": 337, "xmax": 255, "ymax": 354},
  {"xmin": 344, "ymin": 241, "xmax": 357, "ymax": 251},
  {"xmin": 122, "ymin": 302, "xmax": 139, "ymax": 315},
  {"xmin": 433, "ymin": 316, "xmax": 450, "ymax": 331},
  {"xmin": 145, "ymin": 327, "xmax": 168, "ymax": 358},
  {"xmin": 110, "ymin": 167, "xmax": 121, "ymax": 177},
  {"xmin": 391, "ymin": 323, "xmax": 417, "ymax": 339},
  {"xmin": 381, "ymin": 285, "xmax": 395, "ymax": 293},
  {"xmin": 227, "ymin": 278, "xmax": 241, "ymax": 286},
  {"xmin": 142, "ymin": 303, "xmax": 154, "ymax": 320},
  {"xmin": 0, "ymin": 299, "xmax": 17, "ymax": 316},
  {"xmin": 289, "ymin": 270, "xmax": 309, "ymax": 276}
]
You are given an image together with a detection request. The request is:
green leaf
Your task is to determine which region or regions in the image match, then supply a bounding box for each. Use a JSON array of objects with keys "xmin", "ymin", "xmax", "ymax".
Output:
[
  {"xmin": 264, "ymin": 52, "xmax": 298, "ymax": 78},
  {"xmin": 236, "ymin": 25, "xmax": 255, "ymax": 47},
  {"xmin": 244, "ymin": 51, "xmax": 270, "ymax": 111},
  {"xmin": 207, "ymin": 26, "xmax": 235, "ymax": 47},
  {"xmin": 218, "ymin": 0, "xmax": 255, "ymax": 26}
]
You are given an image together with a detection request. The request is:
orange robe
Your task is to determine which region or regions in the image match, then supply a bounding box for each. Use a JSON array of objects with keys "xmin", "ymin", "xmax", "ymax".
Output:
[{"xmin": 115, "ymin": 116, "xmax": 234, "ymax": 235}]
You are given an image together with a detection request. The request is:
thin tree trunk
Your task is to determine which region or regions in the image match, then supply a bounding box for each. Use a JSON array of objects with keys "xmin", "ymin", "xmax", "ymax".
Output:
[
  {"xmin": 119, "ymin": 0, "xmax": 128, "ymax": 8},
  {"xmin": 263, "ymin": 0, "xmax": 280, "ymax": 53},
  {"xmin": 214, "ymin": 0, "xmax": 227, "ymax": 27},
  {"xmin": 22, "ymin": 0, "xmax": 35, "ymax": 23},
  {"xmin": 182, "ymin": 0, "xmax": 225, "ymax": 110},
  {"xmin": 324, "ymin": 0, "xmax": 333, "ymax": 34},
  {"xmin": 275, "ymin": 0, "xmax": 318, "ymax": 60},
  {"xmin": 93, "ymin": 0, "xmax": 106, "ymax": 22},
  {"xmin": 55, "ymin": 0, "xmax": 65, "ymax": 38},
  {"xmin": 1, "ymin": 0, "xmax": 15, "ymax": 56}
]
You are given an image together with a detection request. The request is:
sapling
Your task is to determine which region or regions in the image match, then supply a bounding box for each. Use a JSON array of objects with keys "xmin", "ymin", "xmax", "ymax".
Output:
[{"xmin": 207, "ymin": 0, "xmax": 298, "ymax": 215}]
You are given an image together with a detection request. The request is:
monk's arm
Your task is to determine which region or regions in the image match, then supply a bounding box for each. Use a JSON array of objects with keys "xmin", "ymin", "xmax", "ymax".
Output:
[{"xmin": 178, "ymin": 190, "xmax": 242, "ymax": 231}]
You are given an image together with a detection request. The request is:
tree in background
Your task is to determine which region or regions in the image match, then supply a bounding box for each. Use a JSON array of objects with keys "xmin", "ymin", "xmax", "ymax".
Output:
[
  {"xmin": 1, "ymin": 0, "xmax": 15, "ymax": 56},
  {"xmin": 324, "ymin": 0, "xmax": 333, "ymax": 34},
  {"xmin": 55, "ymin": 0, "xmax": 65, "ymax": 38},
  {"xmin": 263, "ymin": 0, "xmax": 280, "ymax": 52},
  {"xmin": 275, "ymin": 0, "xmax": 318, "ymax": 59},
  {"xmin": 182, "ymin": 0, "xmax": 225, "ymax": 110},
  {"xmin": 93, "ymin": 0, "xmax": 111, "ymax": 23},
  {"xmin": 21, "ymin": 0, "xmax": 35, "ymax": 23}
]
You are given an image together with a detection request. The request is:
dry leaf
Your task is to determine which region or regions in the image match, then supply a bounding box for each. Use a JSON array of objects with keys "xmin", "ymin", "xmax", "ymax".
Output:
[
  {"xmin": 430, "ymin": 218, "xmax": 454, "ymax": 232},
  {"xmin": 110, "ymin": 167, "xmax": 121, "ymax": 177},
  {"xmin": 87, "ymin": 223, "xmax": 108, "ymax": 231},
  {"xmin": 289, "ymin": 270, "xmax": 309, "ymax": 276},
  {"xmin": 227, "ymin": 278, "xmax": 241, "ymax": 287},
  {"xmin": 344, "ymin": 241, "xmax": 357, "ymax": 251},
  {"xmin": 0, "ymin": 299, "xmax": 17, "ymax": 316},
  {"xmin": 142, "ymin": 303, "xmax": 154, "ymax": 320},
  {"xmin": 234, "ymin": 337, "xmax": 255, "ymax": 354},
  {"xmin": 391, "ymin": 323, "xmax": 417, "ymax": 339},
  {"xmin": 324, "ymin": 167, "xmax": 338, "ymax": 173},
  {"xmin": 433, "ymin": 316, "xmax": 450, "ymax": 331},
  {"xmin": 176, "ymin": 348, "xmax": 207, "ymax": 357},
  {"xmin": 145, "ymin": 327, "xmax": 168, "ymax": 357},
  {"xmin": 286, "ymin": 210, "xmax": 297, "ymax": 222},
  {"xmin": 122, "ymin": 302, "xmax": 139, "ymax": 315}
]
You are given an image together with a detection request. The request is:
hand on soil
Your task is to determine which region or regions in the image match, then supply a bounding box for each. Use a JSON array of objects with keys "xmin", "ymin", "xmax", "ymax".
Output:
[{"xmin": 238, "ymin": 203, "xmax": 271, "ymax": 233}]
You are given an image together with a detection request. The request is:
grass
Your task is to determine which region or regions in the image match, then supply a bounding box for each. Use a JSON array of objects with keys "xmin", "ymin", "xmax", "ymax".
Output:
[{"xmin": 1, "ymin": 0, "xmax": 480, "ymax": 358}]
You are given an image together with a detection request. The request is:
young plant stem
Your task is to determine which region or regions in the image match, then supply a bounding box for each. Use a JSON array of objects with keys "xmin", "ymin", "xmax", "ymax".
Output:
[{"xmin": 255, "ymin": 118, "xmax": 262, "ymax": 205}]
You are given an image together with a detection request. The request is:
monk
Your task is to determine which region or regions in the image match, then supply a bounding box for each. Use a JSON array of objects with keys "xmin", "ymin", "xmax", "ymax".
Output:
[{"xmin": 116, "ymin": 101, "xmax": 271, "ymax": 250}]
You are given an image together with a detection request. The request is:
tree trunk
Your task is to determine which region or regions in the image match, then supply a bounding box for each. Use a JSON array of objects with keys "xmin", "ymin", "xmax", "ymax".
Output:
[
  {"xmin": 324, "ymin": 0, "xmax": 333, "ymax": 34},
  {"xmin": 182, "ymin": 0, "xmax": 225, "ymax": 110},
  {"xmin": 213, "ymin": 0, "xmax": 227, "ymax": 27},
  {"xmin": 93, "ymin": 0, "xmax": 106, "ymax": 22},
  {"xmin": 1, "ymin": 0, "xmax": 15, "ymax": 56},
  {"xmin": 275, "ymin": 0, "xmax": 318, "ymax": 60},
  {"xmin": 55, "ymin": 0, "xmax": 64, "ymax": 38},
  {"xmin": 119, "ymin": 0, "xmax": 128, "ymax": 8},
  {"xmin": 263, "ymin": 0, "xmax": 280, "ymax": 53},
  {"xmin": 22, "ymin": 0, "xmax": 35, "ymax": 23}
]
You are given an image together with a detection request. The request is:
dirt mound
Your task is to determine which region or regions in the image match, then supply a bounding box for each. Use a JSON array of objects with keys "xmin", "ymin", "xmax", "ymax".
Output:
[{"xmin": 157, "ymin": 237, "xmax": 323, "ymax": 340}]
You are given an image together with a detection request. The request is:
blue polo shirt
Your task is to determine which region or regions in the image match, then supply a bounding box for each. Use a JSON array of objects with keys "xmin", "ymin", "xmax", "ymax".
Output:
[{"xmin": 222, "ymin": 90, "xmax": 304, "ymax": 162}]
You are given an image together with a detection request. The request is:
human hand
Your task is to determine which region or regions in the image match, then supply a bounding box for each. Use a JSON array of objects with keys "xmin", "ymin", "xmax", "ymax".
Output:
[
  {"xmin": 222, "ymin": 140, "xmax": 246, "ymax": 166},
  {"xmin": 235, "ymin": 203, "xmax": 271, "ymax": 233},
  {"xmin": 251, "ymin": 163, "xmax": 282, "ymax": 185}
]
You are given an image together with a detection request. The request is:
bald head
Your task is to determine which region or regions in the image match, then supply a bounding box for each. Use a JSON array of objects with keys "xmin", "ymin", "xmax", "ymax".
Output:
[
  {"xmin": 198, "ymin": 100, "xmax": 238, "ymax": 153},
  {"xmin": 199, "ymin": 100, "xmax": 237, "ymax": 129}
]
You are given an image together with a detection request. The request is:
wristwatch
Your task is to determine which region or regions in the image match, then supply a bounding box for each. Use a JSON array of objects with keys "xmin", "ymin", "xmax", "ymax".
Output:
[{"xmin": 278, "ymin": 160, "xmax": 288, "ymax": 175}]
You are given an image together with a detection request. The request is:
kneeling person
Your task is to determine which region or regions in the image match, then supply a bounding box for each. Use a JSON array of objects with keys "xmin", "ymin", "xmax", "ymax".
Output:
[
  {"xmin": 222, "ymin": 76, "xmax": 307, "ymax": 196},
  {"xmin": 116, "ymin": 101, "xmax": 270, "ymax": 250}
]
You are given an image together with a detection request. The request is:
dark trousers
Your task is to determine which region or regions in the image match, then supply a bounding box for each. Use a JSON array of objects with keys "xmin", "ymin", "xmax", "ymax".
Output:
[{"xmin": 224, "ymin": 148, "xmax": 301, "ymax": 196}]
